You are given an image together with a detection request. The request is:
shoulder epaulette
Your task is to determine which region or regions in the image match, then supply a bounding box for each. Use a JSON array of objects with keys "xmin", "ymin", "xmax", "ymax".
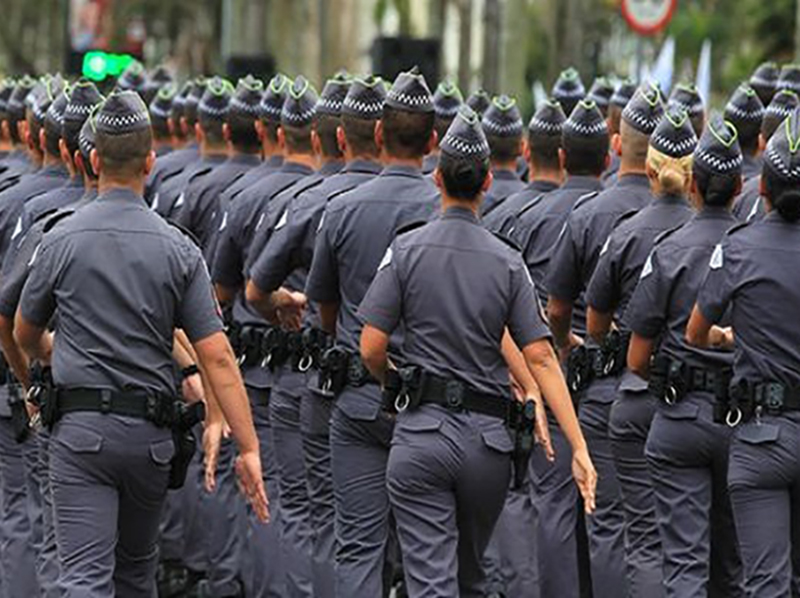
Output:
[
  {"xmin": 515, "ymin": 193, "xmax": 546, "ymax": 219},
  {"xmin": 492, "ymin": 230, "xmax": 522, "ymax": 252},
  {"xmin": 611, "ymin": 208, "xmax": 638, "ymax": 230},
  {"xmin": 41, "ymin": 208, "xmax": 77, "ymax": 233},
  {"xmin": 726, "ymin": 221, "xmax": 751, "ymax": 236},
  {"xmin": 166, "ymin": 219, "xmax": 202, "ymax": 248},
  {"xmin": 574, "ymin": 190, "xmax": 600, "ymax": 211},
  {"xmin": 395, "ymin": 220, "xmax": 427, "ymax": 237},
  {"xmin": 325, "ymin": 184, "xmax": 358, "ymax": 205},
  {"xmin": 292, "ymin": 177, "xmax": 325, "ymax": 200},
  {"xmin": 653, "ymin": 223, "xmax": 685, "ymax": 246}
]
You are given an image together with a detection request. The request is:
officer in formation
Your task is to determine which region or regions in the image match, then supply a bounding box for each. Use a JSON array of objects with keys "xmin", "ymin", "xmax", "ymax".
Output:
[{"xmin": 2, "ymin": 56, "xmax": 800, "ymax": 598}]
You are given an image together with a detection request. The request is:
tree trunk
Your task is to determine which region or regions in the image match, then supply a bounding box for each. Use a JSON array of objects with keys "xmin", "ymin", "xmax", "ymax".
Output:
[
  {"xmin": 457, "ymin": 0, "xmax": 473, "ymax": 92},
  {"xmin": 482, "ymin": 0, "xmax": 500, "ymax": 94}
]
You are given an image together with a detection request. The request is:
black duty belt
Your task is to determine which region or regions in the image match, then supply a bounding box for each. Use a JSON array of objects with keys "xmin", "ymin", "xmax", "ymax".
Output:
[
  {"xmin": 566, "ymin": 330, "xmax": 630, "ymax": 393},
  {"xmin": 731, "ymin": 381, "xmax": 800, "ymax": 423},
  {"xmin": 231, "ymin": 324, "xmax": 331, "ymax": 373},
  {"xmin": 649, "ymin": 356, "xmax": 731, "ymax": 406},
  {"xmin": 317, "ymin": 347, "xmax": 376, "ymax": 396},
  {"xmin": 55, "ymin": 388, "xmax": 177, "ymax": 428}
]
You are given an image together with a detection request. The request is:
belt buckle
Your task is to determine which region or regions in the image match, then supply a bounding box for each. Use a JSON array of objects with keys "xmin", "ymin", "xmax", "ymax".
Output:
[
  {"xmin": 764, "ymin": 384, "xmax": 784, "ymax": 414},
  {"xmin": 100, "ymin": 390, "xmax": 112, "ymax": 414},
  {"xmin": 445, "ymin": 381, "xmax": 463, "ymax": 410}
]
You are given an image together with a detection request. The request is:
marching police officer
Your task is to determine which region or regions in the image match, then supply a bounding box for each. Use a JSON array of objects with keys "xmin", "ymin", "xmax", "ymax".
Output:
[
  {"xmin": 482, "ymin": 100, "xmax": 565, "ymax": 236},
  {"xmin": 602, "ymin": 78, "xmax": 638, "ymax": 187},
  {"xmin": 668, "ymin": 83, "xmax": 706, "ymax": 137},
  {"xmin": 687, "ymin": 107, "xmax": 800, "ymax": 598},
  {"xmin": 586, "ymin": 107, "xmax": 698, "ymax": 597},
  {"xmin": 545, "ymin": 81, "xmax": 664, "ymax": 598},
  {"xmin": 551, "ymin": 67, "xmax": 586, "ymax": 119},
  {"xmin": 586, "ymin": 77, "xmax": 615, "ymax": 118},
  {"xmin": 357, "ymin": 105, "xmax": 596, "ymax": 597},
  {"xmin": 466, "ymin": 88, "xmax": 491, "ymax": 117},
  {"xmin": 724, "ymin": 84, "xmax": 765, "ymax": 181},
  {"xmin": 776, "ymin": 63, "xmax": 800, "ymax": 95},
  {"xmin": 0, "ymin": 79, "xmax": 34, "ymax": 186},
  {"xmin": 423, "ymin": 80, "xmax": 463, "ymax": 175},
  {"xmin": 480, "ymin": 95, "xmax": 525, "ymax": 216},
  {"xmin": 14, "ymin": 90, "xmax": 268, "ymax": 596},
  {"xmin": 0, "ymin": 76, "xmax": 37, "ymax": 189},
  {"xmin": 625, "ymin": 116, "xmax": 745, "ymax": 598},
  {"xmin": 149, "ymin": 83, "xmax": 178, "ymax": 157},
  {"xmin": 749, "ymin": 62, "xmax": 779, "ymax": 107}
]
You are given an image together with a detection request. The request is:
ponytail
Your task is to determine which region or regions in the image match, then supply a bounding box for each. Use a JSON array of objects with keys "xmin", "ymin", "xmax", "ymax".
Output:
[{"xmin": 647, "ymin": 146, "xmax": 693, "ymax": 196}]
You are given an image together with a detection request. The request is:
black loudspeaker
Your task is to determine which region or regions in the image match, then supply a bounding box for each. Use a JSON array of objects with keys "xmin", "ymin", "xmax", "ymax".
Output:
[
  {"xmin": 226, "ymin": 54, "xmax": 276, "ymax": 83},
  {"xmin": 371, "ymin": 37, "xmax": 441, "ymax": 89}
]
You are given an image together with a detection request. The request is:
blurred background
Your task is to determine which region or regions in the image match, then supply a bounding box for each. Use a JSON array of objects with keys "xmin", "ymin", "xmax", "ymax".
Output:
[{"xmin": 1, "ymin": 0, "xmax": 798, "ymax": 114}]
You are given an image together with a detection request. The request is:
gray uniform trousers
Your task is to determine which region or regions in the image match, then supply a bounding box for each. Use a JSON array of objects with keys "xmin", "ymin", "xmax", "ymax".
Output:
[
  {"xmin": 158, "ymin": 488, "xmax": 185, "ymax": 563},
  {"xmin": 181, "ymin": 436, "xmax": 209, "ymax": 576},
  {"xmin": 329, "ymin": 384, "xmax": 395, "ymax": 598},
  {"xmin": 245, "ymin": 386, "xmax": 287, "ymax": 598},
  {"xmin": 49, "ymin": 412, "xmax": 173, "ymax": 598},
  {"xmin": 580, "ymin": 376, "xmax": 629, "ymax": 597},
  {"xmin": 299, "ymin": 386, "xmax": 336, "ymax": 598},
  {"xmin": 645, "ymin": 392, "xmax": 744, "ymax": 598},
  {"xmin": 37, "ymin": 429, "xmax": 61, "ymax": 598},
  {"xmin": 727, "ymin": 411, "xmax": 800, "ymax": 598},
  {"xmin": 386, "ymin": 405, "xmax": 512, "ymax": 598},
  {"xmin": 609, "ymin": 387, "xmax": 664, "ymax": 598},
  {"xmin": 270, "ymin": 368, "xmax": 314, "ymax": 597},
  {"xmin": 0, "ymin": 417, "xmax": 38, "ymax": 597}
]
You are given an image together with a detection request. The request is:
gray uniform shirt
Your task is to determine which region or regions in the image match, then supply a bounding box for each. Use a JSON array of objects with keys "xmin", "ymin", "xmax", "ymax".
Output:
[
  {"xmin": 359, "ymin": 207, "xmax": 551, "ymax": 397},
  {"xmin": 481, "ymin": 179, "xmax": 559, "ymax": 236},
  {"xmin": 21, "ymin": 188, "xmax": 222, "ymax": 394},
  {"xmin": 480, "ymin": 168, "xmax": 526, "ymax": 217}
]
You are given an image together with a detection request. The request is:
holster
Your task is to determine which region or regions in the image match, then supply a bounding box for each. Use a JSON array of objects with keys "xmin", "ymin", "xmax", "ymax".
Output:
[
  {"xmin": 318, "ymin": 347, "xmax": 350, "ymax": 396},
  {"xmin": 510, "ymin": 399, "xmax": 536, "ymax": 489},
  {"xmin": 169, "ymin": 401, "xmax": 205, "ymax": 489},
  {"xmin": 29, "ymin": 364, "xmax": 56, "ymax": 430},
  {"xmin": 594, "ymin": 330, "xmax": 629, "ymax": 379},
  {"xmin": 8, "ymin": 384, "xmax": 29, "ymax": 443},
  {"xmin": 261, "ymin": 327, "xmax": 290, "ymax": 371},
  {"xmin": 382, "ymin": 366, "xmax": 424, "ymax": 413},
  {"xmin": 301, "ymin": 328, "xmax": 332, "ymax": 371},
  {"xmin": 648, "ymin": 356, "xmax": 688, "ymax": 404},
  {"xmin": 566, "ymin": 346, "xmax": 594, "ymax": 394}
]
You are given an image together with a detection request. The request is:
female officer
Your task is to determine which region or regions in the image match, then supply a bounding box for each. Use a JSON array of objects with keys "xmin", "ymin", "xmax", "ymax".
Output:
[
  {"xmin": 626, "ymin": 117, "xmax": 745, "ymax": 597},
  {"xmin": 358, "ymin": 106, "xmax": 596, "ymax": 597},
  {"xmin": 688, "ymin": 109, "xmax": 800, "ymax": 597},
  {"xmin": 585, "ymin": 107, "xmax": 697, "ymax": 597}
]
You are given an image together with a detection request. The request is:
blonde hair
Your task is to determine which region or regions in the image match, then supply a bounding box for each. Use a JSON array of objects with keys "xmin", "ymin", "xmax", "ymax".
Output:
[{"xmin": 646, "ymin": 145, "xmax": 693, "ymax": 196}]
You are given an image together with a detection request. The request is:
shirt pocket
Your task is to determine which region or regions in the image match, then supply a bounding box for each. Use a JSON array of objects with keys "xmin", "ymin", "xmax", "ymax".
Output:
[
  {"xmin": 660, "ymin": 402, "xmax": 699, "ymax": 421},
  {"xmin": 56, "ymin": 425, "xmax": 103, "ymax": 454},
  {"xmin": 149, "ymin": 438, "xmax": 176, "ymax": 466},
  {"xmin": 396, "ymin": 411, "xmax": 444, "ymax": 433}
]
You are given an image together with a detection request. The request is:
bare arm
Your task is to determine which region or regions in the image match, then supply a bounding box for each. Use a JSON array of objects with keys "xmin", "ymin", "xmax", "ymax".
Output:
[
  {"xmin": 319, "ymin": 301, "xmax": 339, "ymax": 336},
  {"xmin": 587, "ymin": 307, "xmax": 614, "ymax": 345},
  {"xmin": 14, "ymin": 311, "xmax": 52, "ymax": 365},
  {"xmin": 360, "ymin": 324, "xmax": 390, "ymax": 386},
  {"xmin": 627, "ymin": 333, "xmax": 655, "ymax": 379},
  {"xmin": 0, "ymin": 314, "xmax": 30, "ymax": 388},
  {"xmin": 547, "ymin": 296, "xmax": 574, "ymax": 352},
  {"xmin": 214, "ymin": 283, "xmax": 237, "ymax": 306},
  {"xmin": 686, "ymin": 304, "xmax": 713, "ymax": 349}
]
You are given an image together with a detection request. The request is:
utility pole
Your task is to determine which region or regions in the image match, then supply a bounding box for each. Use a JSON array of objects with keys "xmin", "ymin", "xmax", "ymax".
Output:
[
  {"xmin": 457, "ymin": 0, "xmax": 473, "ymax": 93},
  {"xmin": 482, "ymin": 0, "xmax": 501, "ymax": 94}
]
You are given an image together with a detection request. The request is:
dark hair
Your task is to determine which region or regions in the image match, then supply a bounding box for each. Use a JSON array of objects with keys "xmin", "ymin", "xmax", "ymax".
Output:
[
  {"xmin": 382, "ymin": 105, "xmax": 434, "ymax": 159},
  {"xmin": 227, "ymin": 111, "xmax": 260, "ymax": 152},
  {"xmin": 438, "ymin": 152, "xmax": 490, "ymax": 200},
  {"xmin": 761, "ymin": 114, "xmax": 785, "ymax": 143},
  {"xmin": 486, "ymin": 132, "xmax": 522, "ymax": 163},
  {"xmin": 43, "ymin": 119, "xmax": 62, "ymax": 159},
  {"xmin": 528, "ymin": 133, "xmax": 562, "ymax": 172},
  {"xmin": 198, "ymin": 114, "xmax": 225, "ymax": 145},
  {"xmin": 730, "ymin": 119, "xmax": 760, "ymax": 154},
  {"xmin": 63, "ymin": 121, "xmax": 85, "ymax": 157},
  {"xmin": 434, "ymin": 116, "xmax": 454, "ymax": 143},
  {"xmin": 25, "ymin": 110, "xmax": 43, "ymax": 153},
  {"xmin": 150, "ymin": 115, "xmax": 171, "ymax": 141},
  {"xmin": 282, "ymin": 123, "xmax": 314, "ymax": 154},
  {"xmin": 8, "ymin": 117, "xmax": 22, "ymax": 144},
  {"xmin": 689, "ymin": 113, "xmax": 705, "ymax": 138},
  {"xmin": 608, "ymin": 105, "xmax": 623, "ymax": 136},
  {"xmin": 95, "ymin": 128, "xmax": 153, "ymax": 178},
  {"xmin": 562, "ymin": 133, "xmax": 609, "ymax": 176},
  {"xmin": 77, "ymin": 151, "xmax": 98, "ymax": 181},
  {"xmin": 316, "ymin": 113, "xmax": 343, "ymax": 159},
  {"xmin": 261, "ymin": 119, "xmax": 280, "ymax": 145},
  {"xmin": 693, "ymin": 165, "xmax": 739, "ymax": 208},
  {"xmin": 763, "ymin": 161, "xmax": 800, "ymax": 222},
  {"xmin": 341, "ymin": 114, "xmax": 379, "ymax": 157}
]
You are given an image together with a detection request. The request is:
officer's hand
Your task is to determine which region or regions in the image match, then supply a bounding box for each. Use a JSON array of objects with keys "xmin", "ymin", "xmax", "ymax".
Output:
[
  {"xmin": 558, "ymin": 333, "xmax": 583, "ymax": 365},
  {"xmin": 533, "ymin": 398, "xmax": 555, "ymax": 461},
  {"xmin": 182, "ymin": 373, "xmax": 206, "ymax": 404},
  {"xmin": 571, "ymin": 448, "xmax": 597, "ymax": 514},
  {"xmin": 276, "ymin": 291, "xmax": 307, "ymax": 331},
  {"xmin": 203, "ymin": 421, "xmax": 223, "ymax": 492},
  {"xmin": 235, "ymin": 451, "xmax": 270, "ymax": 523}
]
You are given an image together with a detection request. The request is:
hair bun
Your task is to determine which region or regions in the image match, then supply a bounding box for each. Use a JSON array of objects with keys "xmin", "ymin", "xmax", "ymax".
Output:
[{"xmin": 775, "ymin": 188, "xmax": 800, "ymax": 222}]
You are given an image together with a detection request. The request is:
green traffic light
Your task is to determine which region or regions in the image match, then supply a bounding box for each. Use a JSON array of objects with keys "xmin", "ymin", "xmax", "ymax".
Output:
[{"xmin": 82, "ymin": 51, "xmax": 135, "ymax": 81}]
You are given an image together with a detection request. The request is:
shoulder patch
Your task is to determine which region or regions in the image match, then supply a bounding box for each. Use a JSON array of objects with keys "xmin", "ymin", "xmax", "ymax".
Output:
[
  {"xmin": 640, "ymin": 252, "xmax": 655, "ymax": 279},
  {"xmin": 709, "ymin": 243, "xmax": 724, "ymax": 270},
  {"xmin": 41, "ymin": 208, "xmax": 77, "ymax": 233},
  {"xmin": 654, "ymin": 223, "xmax": 685, "ymax": 246},
  {"xmin": 726, "ymin": 221, "xmax": 750, "ymax": 236},
  {"xmin": 492, "ymin": 231, "xmax": 522, "ymax": 252},
  {"xmin": 395, "ymin": 220, "xmax": 427, "ymax": 237},
  {"xmin": 515, "ymin": 193, "xmax": 546, "ymax": 219},
  {"xmin": 378, "ymin": 247, "xmax": 393, "ymax": 271},
  {"xmin": 166, "ymin": 219, "xmax": 202, "ymax": 248},
  {"xmin": 574, "ymin": 191, "xmax": 600, "ymax": 211}
]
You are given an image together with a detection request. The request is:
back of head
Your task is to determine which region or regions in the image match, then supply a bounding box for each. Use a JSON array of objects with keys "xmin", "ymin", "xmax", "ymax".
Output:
[
  {"xmin": 95, "ymin": 90, "xmax": 153, "ymax": 180},
  {"xmin": 315, "ymin": 71, "xmax": 352, "ymax": 160},
  {"xmin": 762, "ymin": 109, "xmax": 800, "ymax": 222},
  {"xmin": 587, "ymin": 77, "xmax": 615, "ymax": 118},
  {"xmin": 750, "ymin": 62, "xmax": 779, "ymax": 107},
  {"xmin": 382, "ymin": 67, "xmax": 435, "ymax": 160},
  {"xmin": 762, "ymin": 89, "xmax": 799, "ymax": 142},
  {"xmin": 142, "ymin": 65, "xmax": 174, "ymax": 105},
  {"xmin": 647, "ymin": 107, "xmax": 698, "ymax": 196},
  {"xmin": 64, "ymin": 79, "xmax": 104, "ymax": 157},
  {"xmin": 78, "ymin": 106, "xmax": 99, "ymax": 180},
  {"xmin": 227, "ymin": 75, "xmax": 263, "ymax": 152},
  {"xmin": 561, "ymin": 99, "xmax": 609, "ymax": 177},
  {"xmin": 0, "ymin": 80, "xmax": 14, "ymax": 133},
  {"xmin": 44, "ymin": 88, "xmax": 69, "ymax": 159},
  {"xmin": 432, "ymin": 80, "xmax": 463, "ymax": 142},
  {"xmin": 114, "ymin": 60, "xmax": 147, "ymax": 99},
  {"xmin": 280, "ymin": 76, "xmax": 318, "ymax": 155},
  {"xmin": 608, "ymin": 78, "xmax": 637, "ymax": 135},
  {"xmin": 29, "ymin": 76, "xmax": 65, "ymax": 152},
  {"xmin": 149, "ymin": 83, "xmax": 177, "ymax": 141},
  {"xmin": 668, "ymin": 83, "xmax": 705, "ymax": 137},
  {"xmin": 183, "ymin": 77, "xmax": 208, "ymax": 128},
  {"xmin": 724, "ymin": 84, "xmax": 764, "ymax": 155},
  {"xmin": 777, "ymin": 64, "xmax": 800, "ymax": 96},
  {"xmin": 621, "ymin": 82, "xmax": 664, "ymax": 167},
  {"xmin": 341, "ymin": 75, "xmax": 386, "ymax": 158},
  {"xmin": 7, "ymin": 76, "xmax": 36, "ymax": 145},
  {"xmin": 259, "ymin": 73, "xmax": 289, "ymax": 146},
  {"xmin": 465, "ymin": 88, "xmax": 491, "ymax": 118},
  {"xmin": 482, "ymin": 94, "xmax": 523, "ymax": 164},
  {"xmin": 198, "ymin": 77, "xmax": 234, "ymax": 145},
  {"xmin": 527, "ymin": 99, "xmax": 566, "ymax": 174},
  {"xmin": 170, "ymin": 82, "xmax": 192, "ymax": 140},
  {"xmin": 438, "ymin": 105, "xmax": 491, "ymax": 200},
  {"xmin": 693, "ymin": 116, "xmax": 743, "ymax": 207},
  {"xmin": 552, "ymin": 68, "xmax": 585, "ymax": 120}
]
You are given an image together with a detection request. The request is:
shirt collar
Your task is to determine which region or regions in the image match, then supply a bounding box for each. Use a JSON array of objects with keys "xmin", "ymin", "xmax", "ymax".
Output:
[
  {"xmin": 442, "ymin": 206, "xmax": 479, "ymax": 223},
  {"xmin": 657, "ymin": 193, "xmax": 692, "ymax": 207},
  {"xmin": 528, "ymin": 179, "xmax": 559, "ymax": 194},
  {"xmin": 344, "ymin": 158, "xmax": 383, "ymax": 175},
  {"xmin": 381, "ymin": 164, "xmax": 423, "ymax": 179},
  {"xmin": 266, "ymin": 155, "xmax": 284, "ymax": 168},
  {"xmin": 280, "ymin": 160, "xmax": 315, "ymax": 176},
  {"xmin": 66, "ymin": 176, "xmax": 84, "ymax": 189},
  {"xmin": 562, "ymin": 175, "xmax": 603, "ymax": 192},
  {"xmin": 41, "ymin": 163, "xmax": 69, "ymax": 178},
  {"xmin": 203, "ymin": 154, "xmax": 228, "ymax": 166},
  {"xmin": 615, "ymin": 173, "xmax": 650, "ymax": 188},
  {"xmin": 696, "ymin": 205, "xmax": 735, "ymax": 220},
  {"xmin": 230, "ymin": 153, "xmax": 262, "ymax": 166},
  {"xmin": 97, "ymin": 187, "xmax": 147, "ymax": 205},
  {"xmin": 320, "ymin": 160, "xmax": 344, "ymax": 176},
  {"xmin": 492, "ymin": 168, "xmax": 519, "ymax": 181}
]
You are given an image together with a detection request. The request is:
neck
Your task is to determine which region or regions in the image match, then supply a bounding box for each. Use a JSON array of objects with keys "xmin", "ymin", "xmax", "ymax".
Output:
[
  {"xmin": 98, "ymin": 175, "xmax": 145, "ymax": 197},
  {"xmin": 283, "ymin": 152, "xmax": 317, "ymax": 169},
  {"xmin": 82, "ymin": 173, "xmax": 98, "ymax": 189},
  {"xmin": 441, "ymin": 192, "xmax": 480, "ymax": 216},
  {"xmin": 528, "ymin": 163, "xmax": 563, "ymax": 186},
  {"xmin": 382, "ymin": 154, "xmax": 423, "ymax": 169},
  {"xmin": 492, "ymin": 160, "xmax": 518, "ymax": 172},
  {"xmin": 348, "ymin": 153, "xmax": 379, "ymax": 164},
  {"xmin": 201, "ymin": 141, "xmax": 228, "ymax": 157},
  {"xmin": 42, "ymin": 153, "xmax": 61, "ymax": 168},
  {"xmin": 617, "ymin": 161, "xmax": 647, "ymax": 177},
  {"xmin": 0, "ymin": 140, "xmax": 11, "ymax": 152},
  {"xmin": 154, "ymin": 139, "xmax": 173, "ymax": 151}
]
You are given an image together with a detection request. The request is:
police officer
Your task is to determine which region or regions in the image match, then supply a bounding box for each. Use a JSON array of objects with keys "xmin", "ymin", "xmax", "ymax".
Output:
[
  {"xmin": 730, "ymin": 89, "xmax": 798, "ymax": 222},
  {"xmin": 423, "ymin": 80, "xmax": 463, "ymax": 175},
  {"xmin": 724, "ymin": 84, "xmax": 765, "ymax": 181},
  {"xmin": 0, "ymin": 81, "xmax": 17, "ymax": 167},
  {"xmin": 586, "ymin": 108, "xmax": 698, "ymax": 597},
  {"xmin": 0, "ymin": 77, "xmax": 36, "ymax": 190},
  {"xmin": 149, "ymin": 83, "xmax": 178, "ymax": 157},
  {"xmin": 302, "ymin": 66, "xmax": 439, "ymax": 598},
  {"xmin": 480, "ymin": 95, "xmax": 525, "ymax": 216},
  {"xmin": 245, "ymin": 74, "xmax": 387, "ymax": 598},
  {"xmin": 777, "ymin": 63, "xmax": 800, "ymax": 95},
  {"xmin": 356, "ymin": 105, "xmax": 596, "ymax": 597},
  {"xmin": 482, "ymin": 100, "xmax": 565, "ymax": 236},
  {"xmin": 545, "ymin": 81, "xmax": 664, "ymax": 598},
  {"xmin": 687, "ymin": 106, "xmax": 800, "ymax": 598},
  {"xmin": 551, "ymin": 67, "xmax": 586, "ymax": 119},
  {"xmin": 114, "ymin": 59, "xmax": 147, "ymax": 97},
  {"xmin": 749, "ymin": 62, "xmax": 779, "ymax": 107},
  {"xmin": 142, "ymin": 65, "xmax": 174, "ymax": 106},
  {"xmin": 15, "ymin": 90, "xmax": 268, "ymax": 597},
  {"xmin": 587, "ymin": 77, "xmax": 615, "ymax": 118},
  {"xmin": 602, "ymin": 78, "xmax": 637, "ymax": 187},
  {"xmin": 466, "ymin": 88, "xmax": 491, "ymax": 117},
  {"xmin": 625, "ymin": 117, "xmax": 745, "ymax": 598},
  {"xmin": 668, "ymin": 83, "xmax": 706, "ymax": 137}
]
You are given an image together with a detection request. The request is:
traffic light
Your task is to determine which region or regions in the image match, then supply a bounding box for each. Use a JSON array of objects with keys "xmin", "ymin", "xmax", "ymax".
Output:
[{"xmin": 82, "ymin": 51, "xmax": 135, "ymax": 82}]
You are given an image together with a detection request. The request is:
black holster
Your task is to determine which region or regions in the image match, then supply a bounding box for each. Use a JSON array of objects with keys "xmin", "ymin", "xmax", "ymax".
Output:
[
  {"xmin": 169, "ymin": 401, "xmax": 205, "ymax": 489},
  {"xmin": 566, "ymin": 346, "xmax": 594, "ymax": 394},
  {"xmin": 8, "ymin": 384, "xmax": 29, "ymax": 443},
  {"xmin": 382, "ymin": 366, "xmax": 424, "ymax": 414},
  {"xmin": 29, "ymin": 363, "xmax": 56, "ymax": 430},
  {"xmin": 594, "ymin": 330, "xmax": 629, "ymax": 379},
  {"xmin": 510, "ymin": 399, "xmax": 536, "ymax": 489},
  {"xmin": 318, "ymin": 347, "xmax": 350, "ymax": 396}
]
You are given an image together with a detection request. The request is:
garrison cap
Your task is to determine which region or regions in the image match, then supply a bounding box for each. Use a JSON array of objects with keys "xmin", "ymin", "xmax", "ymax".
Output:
[
  {"xmin": 281, "ymin": 76, "xmax": 318, "ymax": 127},
  {"xmin": 765, "ymin": 89, "xmax": 799, "ymax": 124},
  {"xmin": 44, "ymin": 89, "xmax": 69, "ymax": 135},
  {"xmin": 440, "ymin": 105, "xmax": 490, "ymax": 161},
  {"xmin": 551, "ymin": 68, "xmax": 586, "ymax": 117},
  {"xmin": 198, "ymin": 77, "xmax": 234, "ymax": 122},
  {"xmin": 433, "ymin": 81, "xmax": 464, "ymax": 120},
  {"xmin": 7, "ymin": 75, "xmax": 36, "ymax": 122},
  {"xmin": 649, "ymin": 107, "xmax": 698, "ymax": 158},
  {"xmin": 466, "ymin": 88, "xmax": 491, "ymax": 116},
  {"xmin": 116, "ymin": 60, "xmax": 147, "ymax": 95},
  {"xmin": 528, "ymin": 99, "xmax": 566, "ymax": 138},
  {"xmin": 96, "ymin": 90, "xmax": 151, "ymax": 135},
  {"xmin": 342, "ymin": 75, "xmax": 386, "ymax": 120},
  {"xmin": 31, "ymin": 76, "xmax": 65, "ymax": 124},
  {"xmin": 587, "ymin": 77, "xmax": 615, "ymax": 115},
  {"xmin": 750, "ymin": 62, "xmax": 779, "ymax": 106},
  {"xmin": 259, "ymin": 73, "xmax": 289, "ymax": 122},
  {"xmin": 693, "ymin": 116, "xmax": 743, "ymax": 176},
  {"xmin": 142, "ymin": 65, "xmax": 174, "ymax": 105},
  {"xmin": 149, "ymin": 83, "xmax": 177, "ymax": 121},
  {"xmin": 171, "ymin": 81, "xmax": 192, "ymax": 121},
  {"xmin": 0, "ymin": 80, "xmax": 14, "ymax": 119},
  {"xmin": 563, "ymin": 99, "xmax": 608, "ymax": 140},
  {"xmin": 317, "ymin": 71, "xmax": 352, "ymax": 117},
  {"xmin": 482, "ymin": 95, "xmax": 523, "ymax": 138},
  {"xmin": 64, "ymin": 79, "xmax": 104, "ymax": 125},
  {"xmin": 229, "ymin": 75, "xmax": 264, "ymax": 118},
  {"xmin": 79, "ymin": 106, "xmax": 98, "ymax": 164},
  {"xmin": 764, "ymin": 108, "xmax": 800, "ymax": 183},
  {"xmin": 668, "ymin": 83, "xmax": 704, "ymax": 117},
  {"xmin": 778, "ymin": 64, "xmax": 800, "ymax": 94},
  {"xmin": 622, "ymin": 82, "xmax": 664, "ymax": 135},
  {"xmin": 184, "ymin": 77, "xmax": 209, "ymax": 123},
  {"xmin": 724, "ymin": 84, "xmax": 764, "ymax": 125},
  {"xmin": 610, "ymin": 78, "xmax": 637, "ymax": 109},
  {"xmin": 385, "ymin": 66, "xmax": 434, "ymax": 113}
]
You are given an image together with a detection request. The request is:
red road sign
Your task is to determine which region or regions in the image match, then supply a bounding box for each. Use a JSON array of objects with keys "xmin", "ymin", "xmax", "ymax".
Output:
[{"xmin": 622, "ymin": 0, "xmax": 678, "ymax": 36}]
